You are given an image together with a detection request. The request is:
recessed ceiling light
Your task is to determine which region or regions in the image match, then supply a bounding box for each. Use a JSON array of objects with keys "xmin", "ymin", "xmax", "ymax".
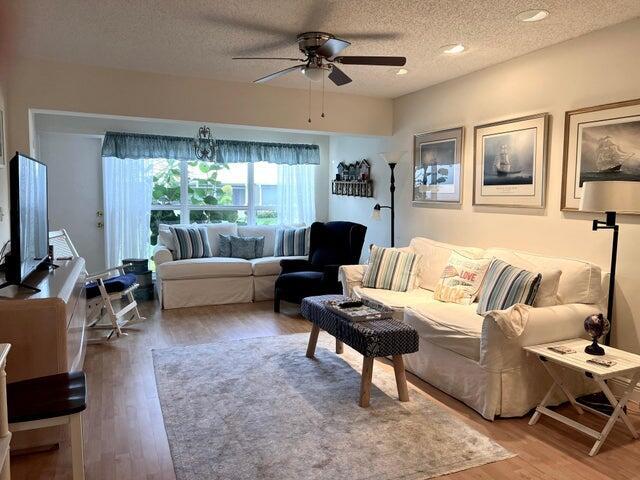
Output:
[
  {"xmin": 516, "ymin": 9, "xmax": 550, "ymax": 22},
  {"xmin": 396, "ymin": 68, "xmax": 408, "ymax": 75},
  {"xmin": 440, "ymin": 44, "xmax": 465, "ymax": 55}
]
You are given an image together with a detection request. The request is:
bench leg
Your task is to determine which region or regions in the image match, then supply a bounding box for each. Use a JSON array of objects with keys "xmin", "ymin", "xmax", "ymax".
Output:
[
  {"xmin": 359, "ymin": 357, "xmax": 374, "ymax": 408},
  {"xmin": 69, "ymin": 413, "xmax": 85, "ymax": 480},
  {"xmin": 392, "ymin": 355, "xmax": 409, "ymax": 402},
  {"xmin": 336, "ymin": 340, "xmax": 344, "ymax": 354},
  {"xmin": 306, "ymin": 325, "xmax": 320, "ymax": 358}
]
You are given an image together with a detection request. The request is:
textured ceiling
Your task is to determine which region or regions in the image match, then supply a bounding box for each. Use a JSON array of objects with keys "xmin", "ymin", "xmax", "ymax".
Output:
[{"xmin": 7, "ymin": 0, "xmax": 640, "ymax": 98}]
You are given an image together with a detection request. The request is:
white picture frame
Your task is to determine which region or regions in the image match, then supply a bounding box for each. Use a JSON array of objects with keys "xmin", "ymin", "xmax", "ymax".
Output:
[
  {"xmin": 562, "ymin": 98, "xmax": 640, "ymax": 212},
  {"xmin": 413, "ymin": 127, "xmax": 463, "ymax": 205},
  {"xmin": 473, "ymin": 113, "xmax": 548, "ymax": 208}
]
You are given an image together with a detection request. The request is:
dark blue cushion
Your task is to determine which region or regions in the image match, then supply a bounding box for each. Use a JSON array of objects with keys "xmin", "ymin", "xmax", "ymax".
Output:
[{"xmin": 86, "ymin": 273, "xmax": 137, "ymax": 300}]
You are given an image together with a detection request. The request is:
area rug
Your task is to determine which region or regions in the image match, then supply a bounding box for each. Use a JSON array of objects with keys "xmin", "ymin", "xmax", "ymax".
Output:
[{"xmin": 152, "ymin": 333, "xmax": 514, "ymax": 480}]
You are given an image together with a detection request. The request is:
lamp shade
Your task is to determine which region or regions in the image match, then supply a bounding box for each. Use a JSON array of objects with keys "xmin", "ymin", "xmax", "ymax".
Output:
[
  {"xmin": 379, "ymin": 151, "xmax": 407, "ymax": 165},
  {"xmin": 579, "ymin": 181, "xmax": 640, "ymax": 214},
  {"xmin": 371, "ymin": 203, "xmax": 382, "ymax": 220}
]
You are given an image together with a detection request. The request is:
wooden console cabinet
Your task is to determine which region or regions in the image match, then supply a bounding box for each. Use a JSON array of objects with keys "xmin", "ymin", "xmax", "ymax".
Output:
[{"xmin": 0, "ymin": 258, "xmax": 87, "ymax": 450}]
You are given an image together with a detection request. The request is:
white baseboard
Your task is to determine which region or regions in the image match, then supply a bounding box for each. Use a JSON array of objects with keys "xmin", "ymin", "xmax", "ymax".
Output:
[{"xmin": 609, "ymin": 377, "xmax": 640, "ymax": 404}]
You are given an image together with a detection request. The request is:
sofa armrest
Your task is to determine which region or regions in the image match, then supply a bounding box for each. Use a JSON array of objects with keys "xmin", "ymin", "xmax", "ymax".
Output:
[
  {"xmin": 153, "ymin": 245, "xmax": 174, "ymax": 268},
  {"xmin": 339, "ymin": 264, "xmax": 368, "ymax": 297},
  {"xmin": 480, "ymin": 303, "xmax": 602, "ymax": 370},
  {"xmin": 280, "ymin": 258, "xmax": 314, "ymax": 274}
]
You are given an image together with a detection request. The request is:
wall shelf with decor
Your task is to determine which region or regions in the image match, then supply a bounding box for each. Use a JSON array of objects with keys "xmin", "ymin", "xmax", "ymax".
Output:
[
  {"xmin": 332, "ymin": 180, "xmax": 374, "ymax": 197},
  {"xmin": 333, "ymin": 159, "xmax": 373, "ymax": 197}
]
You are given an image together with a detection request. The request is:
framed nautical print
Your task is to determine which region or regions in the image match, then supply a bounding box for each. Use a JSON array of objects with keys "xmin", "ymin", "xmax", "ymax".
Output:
[
  {"xmin": 473, "ymin": 113, "xmax": 548, "ymax": 208},
  {"xmin": 562, "ymin": 98, "xmax": 640, "ymax": 212},
  {"xmin": 413, "ymin": 127, "xmax": 463, "ymax": 205}
]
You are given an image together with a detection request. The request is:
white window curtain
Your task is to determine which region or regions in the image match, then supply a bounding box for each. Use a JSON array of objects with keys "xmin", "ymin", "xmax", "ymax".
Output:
[
  {"xmin": 102, "ymin": 156, "xmax": 153, "ymax": 268},
  {"xmin": 276, "ymin": 164, "xmax": 316, "ymax": 226}
]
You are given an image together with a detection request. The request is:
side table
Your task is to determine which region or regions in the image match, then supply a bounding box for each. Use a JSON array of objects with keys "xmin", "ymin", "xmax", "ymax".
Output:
[{"xmin": 524, "ymin": 338, "xmax": 640, "ymax": 456}]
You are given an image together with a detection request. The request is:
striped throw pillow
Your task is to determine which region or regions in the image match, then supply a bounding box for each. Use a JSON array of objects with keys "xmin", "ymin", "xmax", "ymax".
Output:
[
  {"xmin": 476, "ymin": 259, "xmax": 542, "ymax": 315},
  {"xmin": 169, "ymin": 226, "xmax": 212, "ymax": 260},
  {"xmin": 362, "ymin": 245, "xmax": 421, "ymax": 292},
  {"xmin": 274, "ymin": 227, "xmax": 309, "ymax": 257}
]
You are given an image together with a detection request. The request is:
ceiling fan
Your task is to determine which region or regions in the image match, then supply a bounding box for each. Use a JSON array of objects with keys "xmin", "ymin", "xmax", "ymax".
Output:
[{"xmin": 232, "ymin": 31, "xmax": 406, "ymax": 86}]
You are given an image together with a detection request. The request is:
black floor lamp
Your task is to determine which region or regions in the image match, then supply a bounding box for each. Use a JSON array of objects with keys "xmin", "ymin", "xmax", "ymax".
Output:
[
  {"xmin": 579, "ymin": 180, "xmax": 639, "ymax": 345},
  {"xmin": 578, "ymin": 180, "xmax": 639, "ymax": 414},
  {"xmin": 372, "ymin": 152, "xmax": 405, "ymax": 247}
]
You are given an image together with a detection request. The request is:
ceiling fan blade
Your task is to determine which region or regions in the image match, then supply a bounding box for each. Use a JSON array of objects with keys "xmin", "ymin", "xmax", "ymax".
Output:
[
  {"xmin": 255, "ymin": 65, "xmax": 303, "ymax": 84},
  {"xmin": 316, "ymin": 37, "xmax": 351, "ymax": 58},
  {"xmin": 202, "ymin": 14, "xmax": 295, "ymax": 37},
  {"xmin": 333, "ymin": 56, "xmax": 406, "ymax": 66},
  {"xmin": 334, "ymin": 32, "xmax": 402, "ymax": 41},
  {"xmin": 328, "ymin": 65, "xmax": 352, "ymax": 86},
  {"xmin": 233, "ymin": 57, "xmax": 304, "ymax": 62},
  {"xmin": 233, "ymin": 39, "xmax": 297, "ymax": 56}
]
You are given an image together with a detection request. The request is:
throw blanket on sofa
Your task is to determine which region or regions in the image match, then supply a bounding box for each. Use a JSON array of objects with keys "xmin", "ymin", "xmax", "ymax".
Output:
[{"xmin": 484, "ymin": 303, "xmax": 533, "ymax": 339}]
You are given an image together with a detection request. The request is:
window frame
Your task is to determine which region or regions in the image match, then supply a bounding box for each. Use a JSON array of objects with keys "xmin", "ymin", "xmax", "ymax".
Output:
[{"xmin": 150, "ymin": 160, "xmax": 277, "ymax": 230}]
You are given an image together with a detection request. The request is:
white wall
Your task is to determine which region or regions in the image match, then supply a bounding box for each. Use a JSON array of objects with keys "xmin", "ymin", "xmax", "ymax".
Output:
[
  {"xmin": 386, "ymin": 18, "xmax": 640, "ymax": 352},
  {"xmin": 328, "ymin": 135, "xmax": 390, "ymax": 260}
]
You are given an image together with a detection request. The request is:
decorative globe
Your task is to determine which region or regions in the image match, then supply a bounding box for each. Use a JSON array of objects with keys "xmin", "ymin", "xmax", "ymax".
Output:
[{"xmin": 584, "ymin": 313, "xmax": 610, "ymax": 340}]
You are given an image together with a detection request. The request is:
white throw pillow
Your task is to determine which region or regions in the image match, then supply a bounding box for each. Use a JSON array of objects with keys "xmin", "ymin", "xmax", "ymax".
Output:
[
  {"xmin": 533, "ymin": 270, "xmax": 562, "ymax": 307},
  {"xmin": 434, "ymin": 252, "xmax": 491, "ymax": 305},
  {"xmin": 158, "ymin": 224, "xmax": 175, "ymax": 250}
]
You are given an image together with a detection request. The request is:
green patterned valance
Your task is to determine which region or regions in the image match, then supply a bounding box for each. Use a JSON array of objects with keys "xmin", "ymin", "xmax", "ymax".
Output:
[{"xmin": 101, "ymin": 132, "xmax": 320, "ymax": 165}]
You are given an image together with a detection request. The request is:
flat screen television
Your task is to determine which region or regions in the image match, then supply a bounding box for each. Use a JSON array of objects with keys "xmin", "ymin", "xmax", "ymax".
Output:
[{"xmin": 3, "ymin": 152, "xmax": 50, "ymax": 287}]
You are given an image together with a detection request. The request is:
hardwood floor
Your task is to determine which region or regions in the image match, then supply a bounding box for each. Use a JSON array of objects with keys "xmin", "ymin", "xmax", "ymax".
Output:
[{"xmin": 10, "ymin": 299, "xmax": 640, "ymax": 479}]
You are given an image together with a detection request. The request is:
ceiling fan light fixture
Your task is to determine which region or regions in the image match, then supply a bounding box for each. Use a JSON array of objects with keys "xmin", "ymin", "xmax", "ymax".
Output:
[
  {"xmin": 440, "ymin": 43, "xmax": 465, "ymax": 55},
  {"xmin": 516, "ymin": 9, "xmax": 550, "ymax": 22},
  {"xmin": 396, "ymin": 68, "xmax": 408, "ymax": 75},
  {"xmin": 301, "ymin": 66, "xmax": 325, "ymax": 82}
]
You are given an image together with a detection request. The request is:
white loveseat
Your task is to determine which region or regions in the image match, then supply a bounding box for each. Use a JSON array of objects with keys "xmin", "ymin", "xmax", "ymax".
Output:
[
  {"xmin": 339, "ymin": 237, "xmax": 606, "ymax": 420},
  {"xmin": 153, "ymin": 224, "xmax": 306, "ymax": 309}
]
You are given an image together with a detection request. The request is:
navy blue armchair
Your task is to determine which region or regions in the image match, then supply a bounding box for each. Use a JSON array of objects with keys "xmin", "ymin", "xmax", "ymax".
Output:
[{"xmin": 274, "ymin": 221, "xmax": 367, "ymax": 312}]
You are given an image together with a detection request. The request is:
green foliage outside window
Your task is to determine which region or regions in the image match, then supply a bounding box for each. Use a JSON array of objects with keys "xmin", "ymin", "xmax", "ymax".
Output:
[{"xmin": 150, "ymin": 160, "xmax": 239, "ymax": 245}]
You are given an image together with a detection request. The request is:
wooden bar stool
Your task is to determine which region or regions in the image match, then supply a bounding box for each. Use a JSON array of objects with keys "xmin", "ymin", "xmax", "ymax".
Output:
[{"xmin": 7, "ymin": 372, "xmax": 87, "ymax": 480}]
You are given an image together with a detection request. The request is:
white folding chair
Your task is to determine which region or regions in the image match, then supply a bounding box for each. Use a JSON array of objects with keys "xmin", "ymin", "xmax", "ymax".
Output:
[{"xmin": 49, "ymin": 229, "xmax": 145, "ymax": 341}]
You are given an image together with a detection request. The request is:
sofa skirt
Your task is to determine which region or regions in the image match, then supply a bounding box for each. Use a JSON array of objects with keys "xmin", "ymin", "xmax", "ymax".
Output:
[
  {"xmin": 403, "ymin": 337, "xmax": 598, "ymax": 420},
  {"xmin": 254, "ymin": 275, "xmax": 277, "ymax": 301},
  {"xmin": 160, "ymin": 276, "xmax": 254, "ymax": 309}
]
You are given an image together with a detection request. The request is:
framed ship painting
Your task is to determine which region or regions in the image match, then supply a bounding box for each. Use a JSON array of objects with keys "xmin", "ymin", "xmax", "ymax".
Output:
[
  {"xmin": 562, "ymin": 98, "xmax": 640, "ymax": 212},
  {"xmin": 473, "ymin": 113, "xmax": 548, "ymax": 208},
  {"xmin": 413, "ymin": 127, "xmax": 463, "ymax": 205}
]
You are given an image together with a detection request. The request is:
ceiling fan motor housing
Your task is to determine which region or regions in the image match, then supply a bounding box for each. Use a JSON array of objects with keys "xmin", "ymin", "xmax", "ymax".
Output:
[{"xmin": 297, "ymin": 32, "xmax": 334, "ymax": 55}]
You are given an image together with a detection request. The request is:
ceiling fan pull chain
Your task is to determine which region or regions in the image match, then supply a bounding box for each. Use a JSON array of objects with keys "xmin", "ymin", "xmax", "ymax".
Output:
[
  {"xmin": 321, "ymin": 69, "xmax": 325, "ymax": 118},
  {"xmin": 308, "ymin": 79, "xmax": 312, "ymax": 123}
]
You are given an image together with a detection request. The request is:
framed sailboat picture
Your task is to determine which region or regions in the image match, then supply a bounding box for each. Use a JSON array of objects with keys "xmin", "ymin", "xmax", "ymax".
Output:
[
  {"xmin": 562, "ymin": 98, "xmax": 640, "ymax": 212},
  {"xmin": 413, "ymin": 127, "xmax": 463, "ymax": 205},
  {"xmin": 473, "ymin": 113, "xmax": 549, "ymax": 208}
]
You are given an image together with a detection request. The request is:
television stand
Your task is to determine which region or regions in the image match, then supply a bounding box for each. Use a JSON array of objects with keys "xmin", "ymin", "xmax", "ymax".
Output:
[{"xmin": 0, "ymin": 281, "xmax": 41, "ymax": 293}]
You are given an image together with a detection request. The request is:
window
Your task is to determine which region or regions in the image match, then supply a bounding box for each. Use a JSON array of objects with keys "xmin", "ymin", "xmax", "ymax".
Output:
[{"xmin": 150, "ymin": 160, "xmax": 281, "ymax": 245}]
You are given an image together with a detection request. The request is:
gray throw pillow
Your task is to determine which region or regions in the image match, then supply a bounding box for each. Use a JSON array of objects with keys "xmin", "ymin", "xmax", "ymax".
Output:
[
  {"xmin": 218, "ymin": 234, "xmax": 232, "ymax": 257},
  {"xmin": 219, "ymin": 234, "xmax": 265, "ymax": 259}
]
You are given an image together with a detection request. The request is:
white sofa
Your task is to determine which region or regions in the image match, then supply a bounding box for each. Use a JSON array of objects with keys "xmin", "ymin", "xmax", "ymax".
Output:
[
  {"xmin": 339, "ymin": 237, "xmax": 606, "ymax": 420},
  {"xmin": 153, "ymin": 224, "xmax": 306, "ymax": 309}
]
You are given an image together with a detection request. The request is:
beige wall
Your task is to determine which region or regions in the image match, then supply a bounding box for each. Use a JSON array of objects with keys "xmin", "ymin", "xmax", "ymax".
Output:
[
  {"xmin": 0, "ymin": 57, "xmax": 392, "ymax": 244},
  {"xmin": 0, "ymin": 78, "xmax": 6, "ymax": 241},
  {"xmin": 389, "ymin": 18, "xmax": 640, "ymax": 352}
]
